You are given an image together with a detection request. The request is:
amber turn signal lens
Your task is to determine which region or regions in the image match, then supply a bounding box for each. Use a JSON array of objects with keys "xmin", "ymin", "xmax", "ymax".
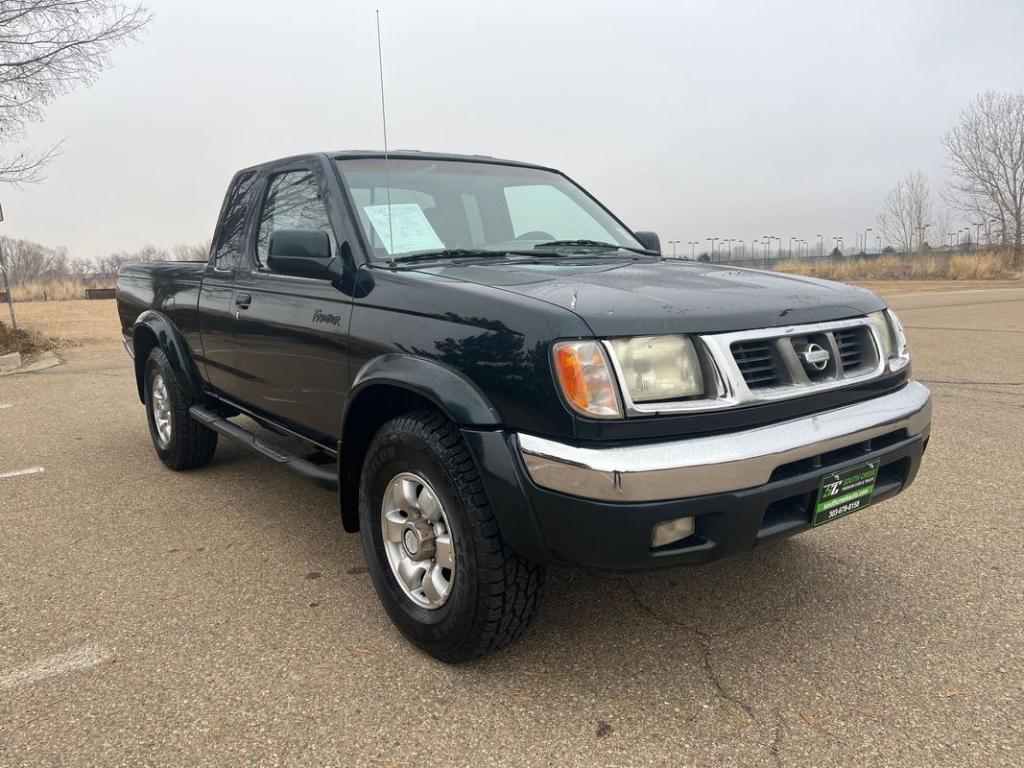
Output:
[{"xmin": 552, "ymin": 341, "xmax": 622, "ymax": 418}]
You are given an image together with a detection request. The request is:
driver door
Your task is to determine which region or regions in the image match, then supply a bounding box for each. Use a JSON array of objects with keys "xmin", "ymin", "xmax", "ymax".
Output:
[{"xmin": 229, "ymin": 163, "xmax": 353, "ymax": 445}]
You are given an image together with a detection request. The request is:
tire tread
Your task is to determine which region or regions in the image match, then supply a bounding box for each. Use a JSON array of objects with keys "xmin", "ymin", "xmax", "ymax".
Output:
[
  {"xmin": 364, "ymin": 409, "xmax": 544, "ymax": 662},
  {"xmin": 146, "ymin": 348, "xmax": 217, "ymax": 471}
]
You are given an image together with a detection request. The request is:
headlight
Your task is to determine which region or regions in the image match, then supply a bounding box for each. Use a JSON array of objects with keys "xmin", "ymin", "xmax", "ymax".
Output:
[
  {"xmin": 552, "ymin": 340, "xmax": 623, "ymax": 418},
  {"xmin": 610, "ymin": 335, "xmax": 704, "ymax": 402},
  {"xmin": 868, "ymin": 309, "xmax": 910, "ymax": 370}
]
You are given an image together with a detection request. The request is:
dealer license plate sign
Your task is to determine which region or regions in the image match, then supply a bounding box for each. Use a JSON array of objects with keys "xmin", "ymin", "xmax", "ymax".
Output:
[{"xmin": 813, "ymin": 460, "xmax": 879, "ymax": 527}]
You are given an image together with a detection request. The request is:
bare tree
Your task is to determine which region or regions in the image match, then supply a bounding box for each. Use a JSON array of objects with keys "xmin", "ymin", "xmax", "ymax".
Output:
[
  {"xmin": 0, "ymin": 1, "xmax": 150, "ymax": 184},
  {"xmin": 0, "ymin": 235, "xmax": 69, "ymax": 283},
  {"xmin": 170, "ymin": 240, "xmax": 211, "ymax": 261},
  {"xmin": 943, "ymin": 91, "xmax": 1024, "ymax": 267},
  {"xmin": 876, "ymin": 171, "xmax": 933, "ymax": 254}
]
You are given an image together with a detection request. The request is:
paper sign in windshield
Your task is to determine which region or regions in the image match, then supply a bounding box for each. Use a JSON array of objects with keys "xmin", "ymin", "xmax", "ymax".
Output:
[{"xmin": 363, "ymin": 204, "xmax": 444, "ymax": 255}]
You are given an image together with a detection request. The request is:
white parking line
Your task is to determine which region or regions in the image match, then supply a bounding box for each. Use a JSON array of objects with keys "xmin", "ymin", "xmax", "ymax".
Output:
[
  {"xmin": 0, "ymin": 466, "xmax": 44, "ymax": 479},
  {"xmin": 0, "ymin": 403, "xmax": 12, "ymax": 409},
  {"xmin": 0, "ymin": 645, "xmax": 114, "ymax": 691}
]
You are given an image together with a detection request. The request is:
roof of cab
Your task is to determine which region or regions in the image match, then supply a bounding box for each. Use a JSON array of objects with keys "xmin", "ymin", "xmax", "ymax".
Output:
[{"xmin": 236, "ymin": 149, "xmax": 558, "ymax": 176}]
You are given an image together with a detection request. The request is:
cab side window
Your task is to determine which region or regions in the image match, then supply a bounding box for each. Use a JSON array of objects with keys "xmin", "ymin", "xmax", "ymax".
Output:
[
  {"xmin": 255, "ymin": 170, "xmax": 336, "ymax": 269},
  {"xmin": 212, "ymin": 171, "xmax": 257, "ymax": 271}
]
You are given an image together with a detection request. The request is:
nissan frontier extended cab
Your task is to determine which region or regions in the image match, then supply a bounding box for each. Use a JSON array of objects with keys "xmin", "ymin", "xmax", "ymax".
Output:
[{"xmin": 117, "ymin": 151, "xmax": 931, "ymax": 662}]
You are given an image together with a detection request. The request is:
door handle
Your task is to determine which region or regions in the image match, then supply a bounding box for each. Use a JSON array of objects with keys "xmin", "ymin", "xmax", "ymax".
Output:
[{"xmin": 233, "ymin": 293, "xmax": 251, "ymax": 320}]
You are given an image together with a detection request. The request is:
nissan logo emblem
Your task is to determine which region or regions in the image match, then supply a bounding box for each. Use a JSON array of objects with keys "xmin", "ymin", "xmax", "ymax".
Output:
[{"xmin": 801, "ymin": 343, "xmax": 830, "ymax": 371}]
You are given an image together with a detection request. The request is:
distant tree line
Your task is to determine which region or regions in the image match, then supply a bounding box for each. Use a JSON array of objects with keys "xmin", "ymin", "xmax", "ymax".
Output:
[
  {"xmin": 0, "ymin": 236, "xmax": 209, "ymax": 285},
  {"xmin": 877, "ymin": 90, "xmax": 1024, "ymax": 268}
]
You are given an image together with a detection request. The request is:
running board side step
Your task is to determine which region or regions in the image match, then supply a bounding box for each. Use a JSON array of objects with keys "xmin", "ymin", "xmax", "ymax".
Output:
[{"xmin": 189, "ymin": 405, "xmax": 338, "ymax": 490}]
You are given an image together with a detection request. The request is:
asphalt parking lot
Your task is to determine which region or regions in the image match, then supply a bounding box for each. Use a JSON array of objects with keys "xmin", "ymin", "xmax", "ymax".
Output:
[{"xmin": 1, "ymin": 287, "xmax": 1022, "ymax": 768}]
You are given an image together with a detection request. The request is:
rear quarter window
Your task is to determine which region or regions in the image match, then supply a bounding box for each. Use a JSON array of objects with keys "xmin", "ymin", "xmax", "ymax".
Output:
[{"xmin": 211, "ymin": 171, "xmax": 257, "ymax": 271}]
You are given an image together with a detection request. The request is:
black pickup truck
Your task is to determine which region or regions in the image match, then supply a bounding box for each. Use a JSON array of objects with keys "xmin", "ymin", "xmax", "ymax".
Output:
[{"xmin": 117, "ymin": 151, "xmax": 931, "ymax": 661}]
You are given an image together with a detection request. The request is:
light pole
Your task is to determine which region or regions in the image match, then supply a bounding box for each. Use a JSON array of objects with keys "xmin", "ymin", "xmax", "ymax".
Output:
[
  {"xmin": 0, "ymin": 202, "xmax": 15, "ymax": 329},
  {"xmin": 726, "ymin": 238, "xmax": 735, "ymax": 257},
  {"xmin": 668, "ymin": 239, "xmax": 681, "ymax": 258},
  {"xmin": 737, "ymin": 240, "xmax": 745, "ymax": 259},
  {"xmin": 788, "ymin": 237, "xmax": 796, "ymax": 258},
  {"xmin": 817, "ymin": 234, "xmax": 824, "ymax": 257},
  {"xmin": 688, "ymin": 241, "xmax": 697, "ymax": 259},
  {"xmin": 876, "ymin": 235, "xmax": 881, "ymax": 254},
  {"xmin": 916, "ymin": 224, "xmax": 928, "ymax": 255},
  {"xmin": 707, "ymin": 237, "xmax": 718, "ymax": 260},
  {"xmin": 862, "ymin": 227, "xmax": 872, "ymax": 255}
]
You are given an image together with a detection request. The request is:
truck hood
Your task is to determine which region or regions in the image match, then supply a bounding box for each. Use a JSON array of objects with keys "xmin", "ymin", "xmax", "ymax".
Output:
[{"xmin": 417, "ymin": 257, "xmax": 886, "ymax": 335}]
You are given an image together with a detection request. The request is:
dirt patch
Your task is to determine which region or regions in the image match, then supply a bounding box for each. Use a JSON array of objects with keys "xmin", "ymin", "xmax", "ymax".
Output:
[{"xmin": 0, "ymin": 319, "xmax": 63, "ymax": 359}]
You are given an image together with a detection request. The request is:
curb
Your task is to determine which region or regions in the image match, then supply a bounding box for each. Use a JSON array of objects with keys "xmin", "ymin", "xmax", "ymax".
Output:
[
  {"xmin": 0, "ymin": 351, "xmax": 22, "ymax": 373},
  {"xmin": 0, "ymin": 350, "xmax": 63, "ymax": 376}
]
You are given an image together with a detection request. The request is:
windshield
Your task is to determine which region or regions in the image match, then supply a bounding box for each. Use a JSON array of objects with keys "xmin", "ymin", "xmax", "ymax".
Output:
[{"xmin": 335, "ymin": 158, "xmax": 642, "ymax": 261}]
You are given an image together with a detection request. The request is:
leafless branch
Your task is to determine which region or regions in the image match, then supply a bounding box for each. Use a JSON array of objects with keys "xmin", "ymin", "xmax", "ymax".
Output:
[
  {"xmin": 0, "ymin": 139, "xmax": 62, "ymax": 184},
  {"xmin": 0, "ymin": 1, "xmax": 150, "ymax": 182}
]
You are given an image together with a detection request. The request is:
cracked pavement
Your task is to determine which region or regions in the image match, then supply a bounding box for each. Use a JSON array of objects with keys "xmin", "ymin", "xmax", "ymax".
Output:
[{"xmin": 1, "ymin": 287, "xmax": 1022, "ymax": 767}]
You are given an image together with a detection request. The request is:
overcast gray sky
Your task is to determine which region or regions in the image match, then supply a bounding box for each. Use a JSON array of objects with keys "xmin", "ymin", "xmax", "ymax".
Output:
[{"xmin": 5, "ymin": 0, "xmax": 1024, "ymax": 259}]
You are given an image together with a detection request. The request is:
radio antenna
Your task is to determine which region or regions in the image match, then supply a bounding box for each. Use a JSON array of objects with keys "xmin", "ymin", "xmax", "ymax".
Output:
[{"xmin": 375, "ymin": 10, "xmax": 395, "ymax": 258}]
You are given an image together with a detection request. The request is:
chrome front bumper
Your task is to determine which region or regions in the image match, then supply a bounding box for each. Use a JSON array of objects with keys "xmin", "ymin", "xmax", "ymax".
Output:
[{"xmin": 518, "ymin": 381, "xmax": 931, "ymax": 502}]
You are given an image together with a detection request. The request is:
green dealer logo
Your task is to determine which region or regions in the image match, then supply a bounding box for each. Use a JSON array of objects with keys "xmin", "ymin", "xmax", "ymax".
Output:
[{"xmin": 812, "ymin": 459, "xmax": 880, "ymax": 527}]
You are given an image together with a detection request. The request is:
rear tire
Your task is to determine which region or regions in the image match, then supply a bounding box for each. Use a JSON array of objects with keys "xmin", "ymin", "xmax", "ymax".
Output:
[
  {"xmin": 144, "ymin": 348, "xmax": 217, "ymax": 471},
  {"xmin": 359, "ymin": 409, "xmax": 544, "ymax": 662}
]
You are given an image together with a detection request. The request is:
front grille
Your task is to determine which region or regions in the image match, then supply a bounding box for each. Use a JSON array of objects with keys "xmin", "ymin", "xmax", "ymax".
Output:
[
  {"xmin": 731, "ymin": 340, "xmax": 781, "ymax": 389},
  {"xmin": 834, "ymin": 327, "xmax": 867, "ymax": 372},
  {"xmin": 724, "ymin": 320, "xmax": 881, "ymax": 397}
]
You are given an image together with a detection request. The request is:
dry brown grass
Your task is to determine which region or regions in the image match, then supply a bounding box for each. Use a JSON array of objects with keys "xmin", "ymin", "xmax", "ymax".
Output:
[
  {"xmin": 7, "ymin": 278, "xmax": 114, "ymax": 302},
  {"xmin": 775, "ymin": 251, "xmax": 1017, "ymax": 281},
  {"xmin": 13, "ymin": 299, "xmax": 120, "ymax": 346}
]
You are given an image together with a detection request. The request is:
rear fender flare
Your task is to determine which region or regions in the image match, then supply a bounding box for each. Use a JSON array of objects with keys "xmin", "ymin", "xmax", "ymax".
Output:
[{"xmin": 131, "ymin": 311, "xmax": 203, "ymax": 403}]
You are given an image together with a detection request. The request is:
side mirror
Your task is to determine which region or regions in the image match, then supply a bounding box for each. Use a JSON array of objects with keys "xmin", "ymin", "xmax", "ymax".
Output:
[
  {"xmin": 267, "ymin": 229, "xmax": 334, "ymax": 278},
  {"xmin": 633, "ymin": 231, "xmax": 661, "ymax": 254}
]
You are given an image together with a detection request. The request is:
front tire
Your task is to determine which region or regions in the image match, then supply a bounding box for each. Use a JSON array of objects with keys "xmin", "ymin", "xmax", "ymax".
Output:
[
  {"xmin": 144, "ymin": 348, "xmax": 218, "ymax": 471},
  {"xmin": 359, "ymin": 410, "xmax": 544, "ymax": 662}
]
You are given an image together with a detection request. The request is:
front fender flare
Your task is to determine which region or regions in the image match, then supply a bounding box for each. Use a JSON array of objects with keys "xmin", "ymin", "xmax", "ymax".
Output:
[
  {"xmin": 344, "ymin": 354, "xmax": 501, "ymax": 428},
  {"xmin": 131, "ymin": 310, "xmax": 203, "ymax": 403}
]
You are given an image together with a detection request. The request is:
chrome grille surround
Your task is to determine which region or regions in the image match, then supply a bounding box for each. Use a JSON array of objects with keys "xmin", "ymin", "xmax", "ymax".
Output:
[{"xmin": 603, "ymin": 317, "xmax": 891, "ymax": 417}]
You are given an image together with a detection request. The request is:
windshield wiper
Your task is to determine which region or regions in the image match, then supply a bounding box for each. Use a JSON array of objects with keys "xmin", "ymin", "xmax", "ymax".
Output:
[
  {"xmin": 534, "ymin": 239, "xmax": 656, "ymax": 255},
  {"xmin": 388, "ymin": 249, "xmax": 508, "ymax": 266},
  {"xmin": 387, "ymin": 246, "xmax": 633, "ymax": 267},
  {"xmin": 388, "ymin": 248, "xmax": 588, "ymax": 266}
]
